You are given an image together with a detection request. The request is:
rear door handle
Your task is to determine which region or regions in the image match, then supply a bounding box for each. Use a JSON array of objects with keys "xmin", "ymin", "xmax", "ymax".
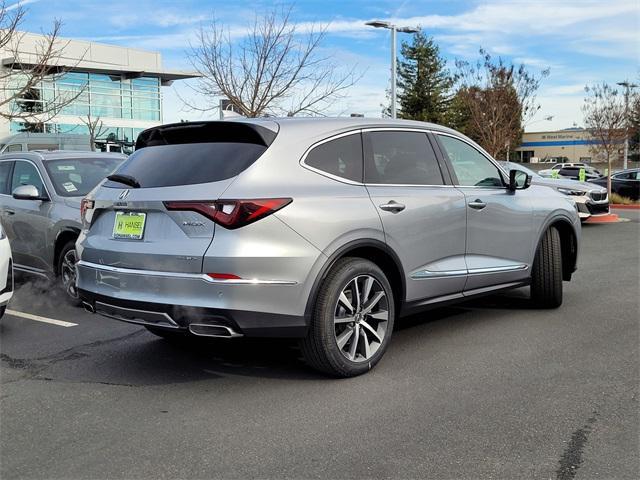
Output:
[
  {"xmin": 468, "ymin": 199, "xmax": 486, "ymax": 210},
  {"xmin": 379, "ymin": 201, "xmax": 406, "ymax": 213},
  {"xmin": 3, "ymin": 209, "xmax": 15, "ymax": 215}
]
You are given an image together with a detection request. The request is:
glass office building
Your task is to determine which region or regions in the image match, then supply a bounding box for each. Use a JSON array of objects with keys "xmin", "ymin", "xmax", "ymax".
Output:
[
  {"xmin": 9, "ymin": 72, "xmax": 162, "ymax": 144},
  {"xmin": 1, "ymin": 32, "xmax": 197, "ymax": 149}
]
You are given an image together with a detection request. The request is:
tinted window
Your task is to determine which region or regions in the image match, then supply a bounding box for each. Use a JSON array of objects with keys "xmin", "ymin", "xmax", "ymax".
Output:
[
  {"xmin": 104, "ymin": 143, "xmax": 267, "ymax": 188},
  {"xmin": 364, "ymin": 131, "xmax": 443, "ymax": 185},
  {"xmin": 44, "ymin": 157, "xmax": 125, "ymax": 197},
  {"xmin": 614, "ymin": 171, "xmax": 639, "ymax": 180},
  {"xmin": 438, "ymin": 135, "xmax": 503, "ymax": 187},
  {"xmin": 6, "ymin": 144, "xmax": 22, "ymax": 152},
  {"xmin": 0, "ymin": 161, "xmax": 13, "ymax": 195},
  {"xmin": 305, "ymin": 134, "xmax": 363, "ymax": 182},
  {"xmin": 11, "ymin": 161, "xmax": 45, "ymax": 196}
]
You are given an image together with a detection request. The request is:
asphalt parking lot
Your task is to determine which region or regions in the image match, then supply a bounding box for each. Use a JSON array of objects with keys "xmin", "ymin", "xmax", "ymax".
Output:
[{"xmin": 1, "ymin": 211, "xmax": 638, "ymax": 480}]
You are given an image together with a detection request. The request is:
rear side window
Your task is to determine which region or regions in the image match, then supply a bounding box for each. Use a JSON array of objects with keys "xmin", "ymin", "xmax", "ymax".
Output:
[
  {"xmin": 0, "ymin": 161, "xmax": 13, "ymax": 194},
  {"xmin": 103, "ymin": 143, "xmax": 267, "ymax": 188},
  {"xmin": 305, "ymin": 133, "xmax": 363, "ymax": 182},
  {"xmin": 364, "ymin": 131, "xmax": 443, "ymax": 185}
]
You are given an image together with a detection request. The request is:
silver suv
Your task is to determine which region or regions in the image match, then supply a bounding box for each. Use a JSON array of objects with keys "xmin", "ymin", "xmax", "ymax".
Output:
[
  {"xmin": 77, "ymin": 119, "xmax": 580, "ymax": 377},
  {"xmin": 0, "ymin": 151, "xmax": 126, "ymax": 303}
]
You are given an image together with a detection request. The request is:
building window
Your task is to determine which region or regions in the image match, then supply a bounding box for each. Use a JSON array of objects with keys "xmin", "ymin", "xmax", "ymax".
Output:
[{"xmin": 8, "ymin": 72, "xmax": 161, "ymax": 123}]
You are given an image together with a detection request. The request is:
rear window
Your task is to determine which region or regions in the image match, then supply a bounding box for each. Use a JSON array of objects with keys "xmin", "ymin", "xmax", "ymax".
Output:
[{"xmin": 103, "ymin": 142, "xmax": 267, "ymax": 188}]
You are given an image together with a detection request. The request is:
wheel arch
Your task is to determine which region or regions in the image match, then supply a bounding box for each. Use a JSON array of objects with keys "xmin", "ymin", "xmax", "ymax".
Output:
[
  {"xmin": 54, "ymin": 227, "xmax": 80, "ymax": 276},
  {"xmin": 537, "ymin": 216, "xmax": 579, "ymax": 281},
  {"xmin": 304, "ymin": 239, "xmax": 406, "ymax": 322}
]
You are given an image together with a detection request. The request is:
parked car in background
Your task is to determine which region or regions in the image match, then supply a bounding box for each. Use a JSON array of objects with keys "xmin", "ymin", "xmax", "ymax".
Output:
[
  {"xmin": 0, "ymin": 222, "xmax": 13, "ymax": 318},
  {"xmin": 589, "ymin": 168, "xmax": 640, "ymax": 201},
  {"xmin": 556, "ymin": 165, "xmax": 602, "ymax": 181},
  {"xmin": 538, "ymin": 163, "xmax": 602, "ymax": 179},
  {"xmin": 501, "ymin": 162, "xmax": 608, "ymax": 220},
  {"xmin": 77, "ymin": 119, "xmax": 580, "ymax": 377},
  {"xmin": 0, "ymin": 151, "xmax": 126, "ymax": 304}
]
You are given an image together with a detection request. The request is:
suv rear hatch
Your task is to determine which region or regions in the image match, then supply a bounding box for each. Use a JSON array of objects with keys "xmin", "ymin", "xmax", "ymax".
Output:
[{"xmin": 81, "ymin": 121, "xmax": 278, "ymax": 273}]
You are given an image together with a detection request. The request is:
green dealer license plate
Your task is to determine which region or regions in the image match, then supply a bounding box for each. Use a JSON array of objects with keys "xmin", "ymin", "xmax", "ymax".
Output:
[{"xmin": 113, "ymin": 212, "xmax": 146, "ymax": 240}]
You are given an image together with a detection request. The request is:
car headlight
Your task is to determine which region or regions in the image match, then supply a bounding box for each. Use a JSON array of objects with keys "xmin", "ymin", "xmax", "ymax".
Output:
[{"xmin": 557, "ymin": 187, "xmax": 584, "ymax": 196}]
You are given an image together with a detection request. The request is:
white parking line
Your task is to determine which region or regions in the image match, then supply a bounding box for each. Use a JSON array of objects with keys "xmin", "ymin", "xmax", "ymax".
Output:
[{"xmin": 5, "ymin": 309, "xmax": 78, "ymax": 327}]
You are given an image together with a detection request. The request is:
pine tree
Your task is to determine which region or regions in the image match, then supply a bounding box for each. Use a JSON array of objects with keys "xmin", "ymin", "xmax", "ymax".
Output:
[{"xmin": 396, "ymin": 31, "xmax": 453, "ymax": 122}]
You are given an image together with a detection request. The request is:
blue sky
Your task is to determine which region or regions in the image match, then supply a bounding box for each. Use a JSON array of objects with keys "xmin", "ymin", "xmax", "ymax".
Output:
[{"xmin": 13, "ymin": 0, "xmax": 640, "ymax": 131}]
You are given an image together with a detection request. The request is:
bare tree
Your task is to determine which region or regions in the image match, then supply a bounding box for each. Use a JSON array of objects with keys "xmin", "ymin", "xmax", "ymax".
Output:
[
  {"xmin": 80, "ymin": 113, "xmax": 107, "ymax": 151},
  {"xmin": 0, "ymin": 2, "xmax": 85, "ymax": 125},
  {"xmin": 186, "ymin": 7, "xmax": 359, "ymax": 117},
  {"xmin": 452, "ymin": 49, "xmax": 549, "ymax": 159},
  {"xmin": 582, "ymin": 82, "xmax": 627, "ymax": 194}
]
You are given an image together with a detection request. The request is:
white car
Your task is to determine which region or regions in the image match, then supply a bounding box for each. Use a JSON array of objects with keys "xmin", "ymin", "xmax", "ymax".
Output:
[
  {"xmin": 538, "ymin": 162, "xmax": 588, "ymax": 177},
  {"xmin": 0, "ymin": 223, "xmax": 13, "ymax": 318}
]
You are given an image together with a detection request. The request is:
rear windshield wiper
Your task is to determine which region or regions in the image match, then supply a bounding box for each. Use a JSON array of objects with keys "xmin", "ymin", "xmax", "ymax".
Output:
[{"xmin": 107, "ymin": 173, "xmax": 141, "ymax": 188}]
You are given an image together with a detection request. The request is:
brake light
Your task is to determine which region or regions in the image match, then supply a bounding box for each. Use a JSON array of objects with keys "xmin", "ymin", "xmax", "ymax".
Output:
[
  {"xmin": 80, "ymin": 198, "xmax": 94, "ymax": 223},
  {"xmin": 164, "ymin": 198, "xmax": 292, "ymax": 230}
]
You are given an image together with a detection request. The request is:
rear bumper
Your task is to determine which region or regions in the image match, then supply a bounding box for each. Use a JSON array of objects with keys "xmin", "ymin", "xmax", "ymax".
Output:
[{"xmin": 76, "ymin": 261, "xmax": 309, "ymax": 337}]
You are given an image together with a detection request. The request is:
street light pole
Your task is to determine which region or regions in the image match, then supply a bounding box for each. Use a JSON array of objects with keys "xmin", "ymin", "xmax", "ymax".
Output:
[
  {"xmin": 365, "ymin": 21, "xmax": 419, "ymax": 119},
  {"xmin": 617, "ymin": 81, "xmax": 638, "ymax": 171},
  {"xmin": 390, "ymin": 25, "xmax": 397, "ymax": 119}
]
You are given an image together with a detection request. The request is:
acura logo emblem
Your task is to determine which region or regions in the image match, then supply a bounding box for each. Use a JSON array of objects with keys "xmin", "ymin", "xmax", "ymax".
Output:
[{"xmin": 118, "ymin": 190, "xmax": 130, "ymax": 200}]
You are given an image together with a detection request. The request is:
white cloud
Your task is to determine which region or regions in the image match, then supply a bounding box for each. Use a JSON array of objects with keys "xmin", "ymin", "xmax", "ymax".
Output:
[{"xmin": 5, "ymin": 0, "xmax": 42, "ymax": 11}]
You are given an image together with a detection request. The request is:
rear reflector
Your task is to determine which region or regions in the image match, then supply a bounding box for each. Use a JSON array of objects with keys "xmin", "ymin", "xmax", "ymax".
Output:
[
  {"xmin": 207, "ymin": 273, "xmax": 242, "ymax": 280},
  {"xmin": 164, "ymin": 198, "xmax": 292, "ymax": 229}
]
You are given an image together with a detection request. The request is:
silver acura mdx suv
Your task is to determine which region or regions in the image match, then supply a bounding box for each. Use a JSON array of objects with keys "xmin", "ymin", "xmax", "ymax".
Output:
[{"xmin": 77, "ymin": 118, "xmax": 580, "ymax": 377}]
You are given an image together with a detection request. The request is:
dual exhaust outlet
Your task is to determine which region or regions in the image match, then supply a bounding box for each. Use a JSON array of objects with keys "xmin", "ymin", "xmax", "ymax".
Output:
[{"xmin": 83, "ymin": 302, "xmax": 243, "ymax": 338}]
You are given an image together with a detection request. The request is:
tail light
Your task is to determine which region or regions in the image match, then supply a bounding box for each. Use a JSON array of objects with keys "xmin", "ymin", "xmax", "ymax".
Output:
[
  {"xmin": 80, "ymin": 198, "xmax": 95, "ymax": 223},
  {"xmin": 164, "ymin": 198, "xmax": 292, "ymax": 230}
]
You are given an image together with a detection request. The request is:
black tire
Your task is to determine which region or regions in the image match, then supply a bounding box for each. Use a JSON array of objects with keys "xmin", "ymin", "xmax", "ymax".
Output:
[
  {"xmin": 530, "ymin": 226, "xmax": 563, "ymax": 308},
  {"xmin": 300, "ymin": 257, "xmax": 395, "ymax": 377},
  {"xmin": 57, "ymin": 240, "xmax": 82, "ymax": 307},
  {"xmin": 144, "ymin": 325, "xmax": 189, "ymax": 341}
]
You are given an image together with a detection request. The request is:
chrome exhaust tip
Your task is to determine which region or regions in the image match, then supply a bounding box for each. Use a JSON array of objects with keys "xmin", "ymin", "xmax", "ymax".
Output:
[
  {"xmin": 82, "ymin": 302, "xmax": 95, "ymax": 314},
  {"xmin": 188, "ymin": 323, "xmax": 243, "ymax": 338}
]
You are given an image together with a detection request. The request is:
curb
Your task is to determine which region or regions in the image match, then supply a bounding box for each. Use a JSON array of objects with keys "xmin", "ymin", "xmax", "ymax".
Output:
[
  {"xmin": 610, "ymin": 204, "xmax": 640, "ymax": 210},
  {"xmin": 584, "ymin": 213, "xmax": 622, "ymax": 224}
]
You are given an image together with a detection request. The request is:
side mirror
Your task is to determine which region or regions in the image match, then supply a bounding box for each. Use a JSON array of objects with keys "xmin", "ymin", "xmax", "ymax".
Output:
[
  {"xmin": 508, "ymin": 170, "xmax": 532, "ymax": 191},
  {"xmin": 12, "ymin": 184, "xmax": 47, "ymax": 201}
]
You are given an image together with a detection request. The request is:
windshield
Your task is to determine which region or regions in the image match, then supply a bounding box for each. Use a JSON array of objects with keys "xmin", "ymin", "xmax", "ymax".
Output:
[{"xmin": 44, "ymin": 156, "xmax": 125, "ymax": 197}]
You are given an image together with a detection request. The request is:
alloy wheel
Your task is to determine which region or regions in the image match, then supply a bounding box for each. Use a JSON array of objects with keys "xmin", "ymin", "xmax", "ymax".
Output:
[
  {"xmin": 61, "ymin": 249, "xmax": 79, "ymax": 299},
  {"xmin": 333, "ymin": 274, "xmax": 389, "ymax": 362}
]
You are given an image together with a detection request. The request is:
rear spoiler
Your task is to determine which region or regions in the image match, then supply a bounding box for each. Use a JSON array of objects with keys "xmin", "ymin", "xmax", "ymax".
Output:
[{"xmin": 135, "ymin": 121, "xmax": 278, "ymax": 150}]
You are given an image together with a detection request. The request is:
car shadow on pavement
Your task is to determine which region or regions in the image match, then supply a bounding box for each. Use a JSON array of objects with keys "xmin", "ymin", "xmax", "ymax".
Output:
[
  {"xmin": 8, "ymin": 281, "xmax": 535, "ymax": 384},
  {"xmin": 41, "ymin": 332, "xmax": 328, "ymax": 385}
]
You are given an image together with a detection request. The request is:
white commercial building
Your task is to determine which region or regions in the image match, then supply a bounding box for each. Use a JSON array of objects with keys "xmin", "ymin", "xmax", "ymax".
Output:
[{"xmin": 0, "ymin": 32, "xmax": 196, "ymax": 149}]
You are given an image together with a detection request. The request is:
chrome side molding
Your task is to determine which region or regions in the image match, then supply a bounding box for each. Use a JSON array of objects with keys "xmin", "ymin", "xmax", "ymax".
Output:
[{"xmin": 411, "ymin": 263, "xmax": 528, "ymax": 280}]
